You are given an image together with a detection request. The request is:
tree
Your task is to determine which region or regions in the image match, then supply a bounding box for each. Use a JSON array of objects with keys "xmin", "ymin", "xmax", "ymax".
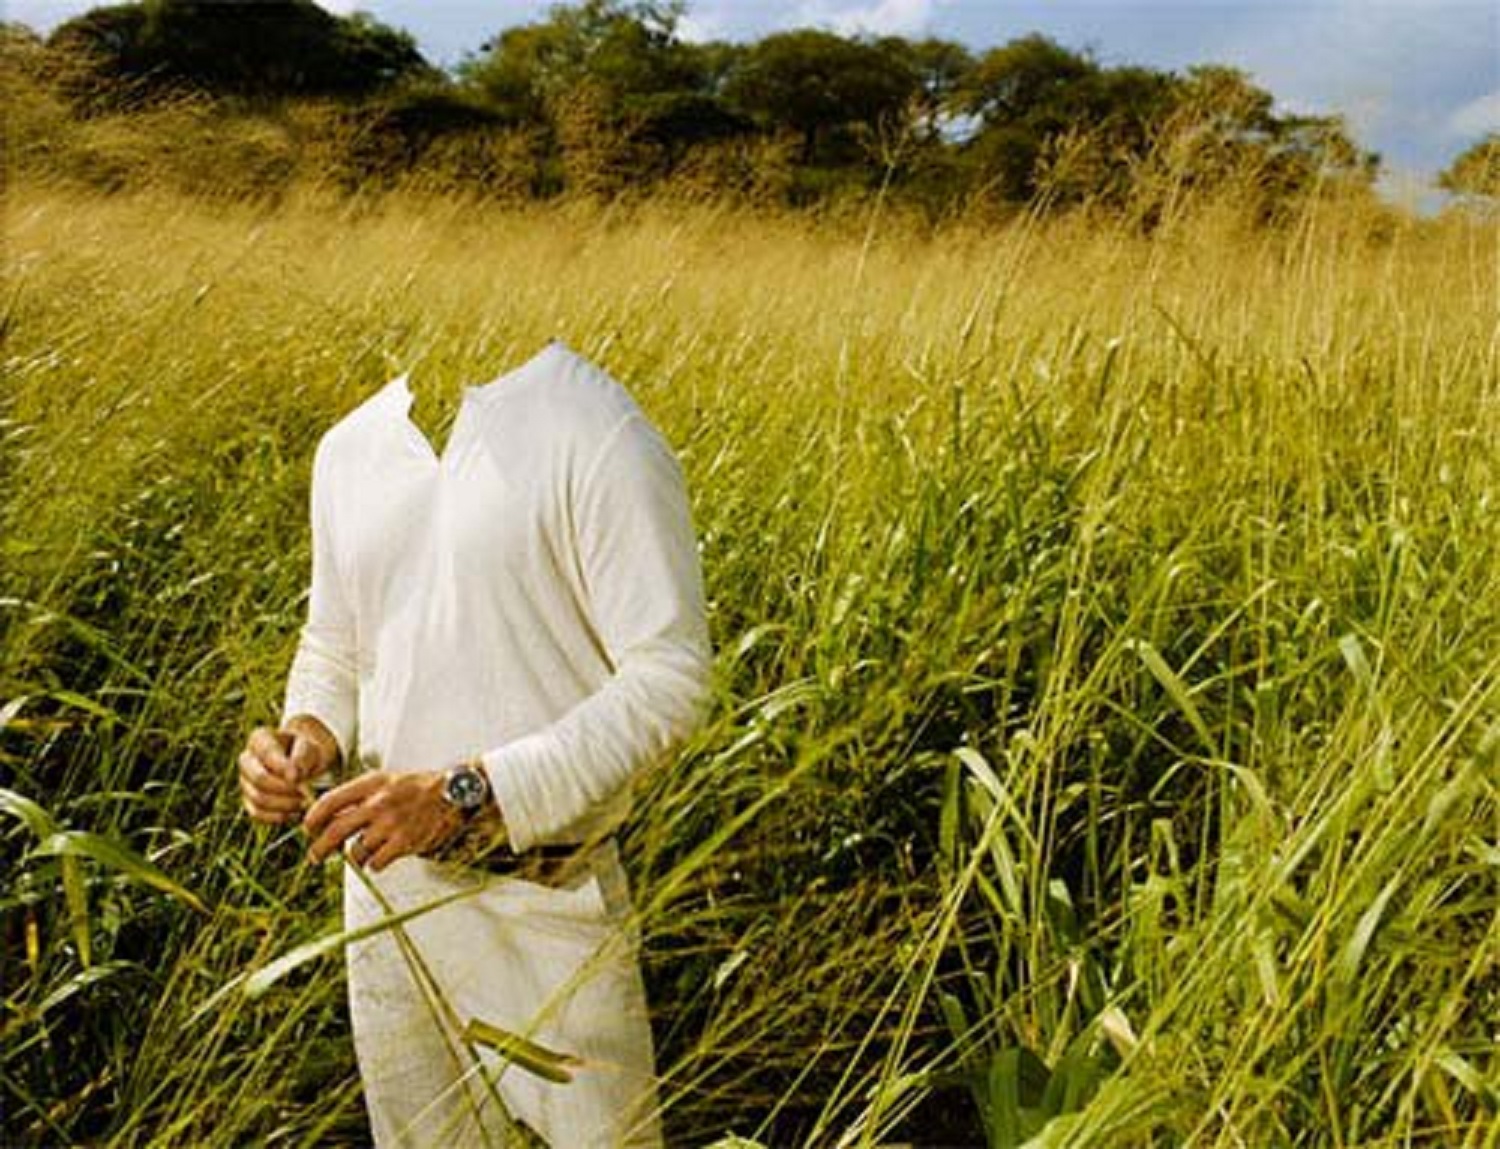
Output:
[
  {"xmin": 721, "ymin": 29, "xmax": 920, "ymax": 163},
  {"xmin": 456, "ymin": 0, "xmax": 748, "ymax": 189},
  {"xmin": 874, "ymin": 35, "xmax": 975, "ymax": 141},
  {"xmin": 460, "ymin": 0, "xmax": 704, "ymax": 118},
  {"xmin": 954, "ymin": 34, "xmax": 1095, "ymax": 125},
  {"xmin": 1439, "ymin": 133, "xmax": 1500, "ymax": 199},
  {"xmin": 1028, "ymin": 64, "xmax": 1178, "ymax": 206},
  {"xmin": 1157, "ymin": 66, "xmax": 1377, "ymax": 207},
  {"xmin": 951, "ymin": 35, "xmax": 1099, "ymax": 200},
  {"xmin": 48, "ymin": 0, "xmax": 432, "ymax": 99}
]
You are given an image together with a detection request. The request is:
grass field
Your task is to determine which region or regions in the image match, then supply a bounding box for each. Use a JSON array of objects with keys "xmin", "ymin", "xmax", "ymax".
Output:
[{"xmin": 2, "ymin": 183, "xmax": 1497, "ymax": 1146}]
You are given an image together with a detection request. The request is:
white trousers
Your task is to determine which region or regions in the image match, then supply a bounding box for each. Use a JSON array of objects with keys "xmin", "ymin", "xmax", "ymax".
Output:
[{"xmin": 342, "ymin": 840, "xmax": 664, "ymax": 1147}]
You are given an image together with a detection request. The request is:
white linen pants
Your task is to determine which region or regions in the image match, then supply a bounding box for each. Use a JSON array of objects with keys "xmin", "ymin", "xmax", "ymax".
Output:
[{"xmin": 342, "ymin": 840, "xmax": 663, "ymax": 1147}]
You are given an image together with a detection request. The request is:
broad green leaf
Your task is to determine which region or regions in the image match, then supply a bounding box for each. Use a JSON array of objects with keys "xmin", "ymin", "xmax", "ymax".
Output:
[
  {"xmin": 987, "ymin": 1045, "xmax": 1050, "ymax": 1148},
  {"xmin": 1040, "ymin": 1033, "xmax": 1105, "ymax": 1117}
]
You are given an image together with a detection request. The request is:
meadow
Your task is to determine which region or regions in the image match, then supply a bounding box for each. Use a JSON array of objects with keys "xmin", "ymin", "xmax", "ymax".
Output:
[{"xmin": 1, "ymin": 181, "xmax": 1496, "ymax": 1146}]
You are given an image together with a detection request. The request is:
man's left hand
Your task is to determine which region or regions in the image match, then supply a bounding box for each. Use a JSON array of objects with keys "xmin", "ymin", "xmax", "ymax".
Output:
[{"xmin": 303, "ymin": 770, "xmax": 463, "ymax": 871}]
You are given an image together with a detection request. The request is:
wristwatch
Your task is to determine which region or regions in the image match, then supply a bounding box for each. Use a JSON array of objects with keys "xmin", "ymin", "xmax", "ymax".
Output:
[{"xmin": 440, "ymin": 759, "xmax": 491, "ymax": 819}]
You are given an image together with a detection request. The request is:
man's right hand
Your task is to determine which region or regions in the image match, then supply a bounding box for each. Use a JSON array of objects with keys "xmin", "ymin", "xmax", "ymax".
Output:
[{"xmin": 238, "ymin": 716, "xmax": 339, "ymax": 825}]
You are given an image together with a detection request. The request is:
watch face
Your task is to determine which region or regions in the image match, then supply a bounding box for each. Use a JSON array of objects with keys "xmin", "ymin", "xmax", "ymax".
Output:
[{"xmin": 445, "ymin": 766, "xmax": 488, "ymax": 811}]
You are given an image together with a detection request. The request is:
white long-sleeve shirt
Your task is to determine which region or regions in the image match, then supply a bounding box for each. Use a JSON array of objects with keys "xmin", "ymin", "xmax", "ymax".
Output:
[{"xmin": 280, "ymin": 338, "xmax": 712, "ymax": 853}]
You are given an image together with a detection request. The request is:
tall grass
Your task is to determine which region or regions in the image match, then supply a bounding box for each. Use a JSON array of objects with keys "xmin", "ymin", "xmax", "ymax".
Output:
[{"xmin": 2, "ymin": 182, "xmax": 1496, "ymax": 1146}]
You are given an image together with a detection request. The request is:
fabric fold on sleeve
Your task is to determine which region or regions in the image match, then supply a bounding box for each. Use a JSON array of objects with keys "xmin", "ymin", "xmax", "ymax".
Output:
[{"xmin": 482, "ymin": 413, "xmax": 712, "ymax": 852}]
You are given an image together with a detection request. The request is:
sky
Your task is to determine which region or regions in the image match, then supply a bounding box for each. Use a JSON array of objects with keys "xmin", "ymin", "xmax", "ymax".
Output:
[{"xmin": 8, "ymin": 0, "xmax": 1497, "ymax": 199}]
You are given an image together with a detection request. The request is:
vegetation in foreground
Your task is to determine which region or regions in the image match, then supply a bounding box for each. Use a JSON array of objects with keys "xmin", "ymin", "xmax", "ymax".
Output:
[{"xmin": 1, "ymin": 182, "xmax": 1497, "ymax": 1146}]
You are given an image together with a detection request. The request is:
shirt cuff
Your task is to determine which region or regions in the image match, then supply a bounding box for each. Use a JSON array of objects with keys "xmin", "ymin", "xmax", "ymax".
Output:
[{"xmin": 479, "ymin": 735, "xmax": 549, "ymax": 854}]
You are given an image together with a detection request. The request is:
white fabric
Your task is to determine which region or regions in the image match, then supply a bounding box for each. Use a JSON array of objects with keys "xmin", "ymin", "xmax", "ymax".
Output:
[{"xmin": 280, "ymin": 338, "xmax": 712, "ymax": 1146}]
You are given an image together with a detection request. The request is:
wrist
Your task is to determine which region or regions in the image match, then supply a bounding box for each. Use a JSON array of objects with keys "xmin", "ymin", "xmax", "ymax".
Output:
[
  {"xmin": 423, "ymin": 770, "xmax": 466, "ymax": 848},
  {"xmin": 434, "ymin": 759, "xmax": 509, "ymax": 860}
]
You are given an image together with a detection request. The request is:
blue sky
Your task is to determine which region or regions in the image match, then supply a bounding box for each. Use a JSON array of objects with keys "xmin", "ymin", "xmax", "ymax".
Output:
[{"xmin": 9, "ymin": 0, "xmax": 1497, "ymax": 195}]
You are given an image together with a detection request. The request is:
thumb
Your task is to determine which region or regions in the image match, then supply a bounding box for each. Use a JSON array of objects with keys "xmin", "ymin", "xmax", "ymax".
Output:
[{"xmin": 287, "ymin": 733, "xmax": 322, "ymax": 783}]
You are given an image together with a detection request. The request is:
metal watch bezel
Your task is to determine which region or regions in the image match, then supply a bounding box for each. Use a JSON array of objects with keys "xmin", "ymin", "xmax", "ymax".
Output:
[{"xmin": 441, "ymin": 761, "xmax": 490, "ymax": 817}]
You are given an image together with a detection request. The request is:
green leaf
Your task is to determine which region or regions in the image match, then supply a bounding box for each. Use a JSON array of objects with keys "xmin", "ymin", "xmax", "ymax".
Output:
[
  {"xmin": 938, "ymin": 990, "xmax": 971, "ymax": 1045},
  {"xmin": 987, "ymin": 1045, "xmax": 1050, "ymax": 1148},
  {"xmin": 50, "ymin": 689, "xmax": 122, "ymax": 724},
  {"xmin": 1433, "ymin": 1048, "xmax": 1499, "ymax": 1109},
  {"xmin": 36, "ymin": 960, "xmax": 140, "ymax": 1016},
  {"xmin": 0, "ymin": 786, "xmax": 58, "ymax": 839},
  {"xmin": 939, "ymin": 756, "xmax": 961, "ymax": 868},
  {"xmin": 243, "ymin": 883, "xmax": 480, "ymax": 999},
  {"xmin": 1335, "ymin": 874, "xmax": 1400, "ymax": 985},
  {"xmin": 1337, "ymin": 632, "xmax": 1375, "ymax": 692},
  {"xmin": 1044, "ymin": 878, "xmax": 1079, "ymax": 946},
  {"xmin": 1040, "ymin": 1032, "xmax": 1105, "ymax": 1117},
  {"xmin": 35, "ymin": 830, "xmax": 208, "ymax": 914},
  {"xmin": 1127, "ymin": 638, "xmax": 1215, "ymax": 753},
  {"xmin": 61, "ymin": 855, "xmax": 91, "ymax": 968},
  {"xmin": 0, "ymin": 695, "xmax": 29, "ymax": 733}
]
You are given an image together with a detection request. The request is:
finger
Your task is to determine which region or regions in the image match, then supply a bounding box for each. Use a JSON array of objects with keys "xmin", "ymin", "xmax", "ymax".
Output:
[
  {"xmin": 240, "ymin": 776, "xmax": 306, "ymax": 822},
  {"xmin": 307, "ymin": 803, "xmax": 376, "ymax": 864},
  {"xmin": 286, "ymin": 732, "xmax": 324, "ymax": 784},
  {"xmin": 243, "ymin": 786, "xmax": 304, "ymax": 822},
  {"xmin": 304, "ymin": 773, "xmax": 385, "ymax": 836},
  {"xmin": 239, "ymin": 749, "xmax": 302, "ymax": 791},
  {"xmin": 364, "ymin": 833, "xmax": 405, "ymax": 872},
  {"xmin": 348, "ymin": 829, "xmax": 388, "ymax": 867},
  {"xmin": 242, "ymin": 783, "xmax": 306, "ymax": 819},
  {"xmin": 242, "ymin": 793, "xmax": 298, "ymax": 825},
  {"xmin": 342, "ymin": 832, "xmax": 368, "ymax": 866},
  {"xmin": 240, "ymin": 751, "xmax": 305, "ymax": 804},
  {"xmin": 240, "ymin": 767, "xmax": 304, "ymax": 821},
  {"xmin": 248, "ymin": 726, "xmax": 294, "ymax": 780}
]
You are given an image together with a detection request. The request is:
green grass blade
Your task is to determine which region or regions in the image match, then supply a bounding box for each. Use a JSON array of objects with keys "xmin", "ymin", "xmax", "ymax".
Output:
[
  {"xmin": 460, "ymin": 1017, "xmax": 584, "ymax": 1085},
  {"xmin": 35, "ymin": 830, "xmax": 208, "ymax": 914},
  {"xmin": 1126, "ymin": 638, "xmax": 1216, "ymax": 753},
  {"xmin": 242, "ymin": 883, "xmax": 481, "ymax": 1000}
]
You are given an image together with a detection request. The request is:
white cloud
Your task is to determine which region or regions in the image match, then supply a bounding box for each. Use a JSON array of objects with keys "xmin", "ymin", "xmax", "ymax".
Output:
[
  {"xmin": 1446, "ymin": 90, "xmax": 1500, "ymax": 138},
  {"xmin": 793, "ymin": 0, "xmax": 951, "ymax": 38},
  {"xmin": 677, "ymin": 10, "xmax": 725, "ymax": 43},
  {"xmin": 1208, "ymin": 0, "xmax": 1495, "ymax": 172},
  {"xmin": 314, "ymin": 0, "xmax": 360, "ymax": 13}
]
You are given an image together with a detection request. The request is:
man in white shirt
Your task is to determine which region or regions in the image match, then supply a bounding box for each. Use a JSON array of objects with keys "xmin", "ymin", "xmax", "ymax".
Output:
[{"xmin": 236, "ymin": 338, "xmax": 712, "ymax": 1147}]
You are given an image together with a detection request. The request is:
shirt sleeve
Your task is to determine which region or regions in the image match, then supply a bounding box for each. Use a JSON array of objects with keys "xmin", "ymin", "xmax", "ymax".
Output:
[
  {"xmin": 280, "ymin": 438, "xmax": 359, "ymax": 769},
  {"xmin": 481, "ymin": 413, "xmax": 713, "ymax": 852}
]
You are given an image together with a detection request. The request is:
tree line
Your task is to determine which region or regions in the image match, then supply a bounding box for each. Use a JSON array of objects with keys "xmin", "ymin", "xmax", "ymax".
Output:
[{"xmin": 8, "ymin": 0, "xmax": 1496, "ymax": 214}]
